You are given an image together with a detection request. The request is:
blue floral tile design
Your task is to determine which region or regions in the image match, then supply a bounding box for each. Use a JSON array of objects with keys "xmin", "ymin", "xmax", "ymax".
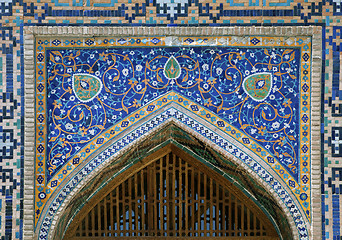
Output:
[
  {"xmin": 34, "ymin": 35, "xmax": 312, "ymax": 239},
  {"xmin": 46, "ymin": 46, "xmax": 301, "ymax": 181}
]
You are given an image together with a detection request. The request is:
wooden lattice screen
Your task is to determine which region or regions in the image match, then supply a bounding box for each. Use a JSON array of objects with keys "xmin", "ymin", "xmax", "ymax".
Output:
[{"xmin": 65, "ymin": 150, "xmax": 279, "ymax": 239}]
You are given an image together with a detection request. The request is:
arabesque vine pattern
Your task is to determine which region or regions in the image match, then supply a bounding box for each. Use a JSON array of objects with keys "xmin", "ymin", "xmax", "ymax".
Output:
[{"xmin": 46, "ymin": 46, "xmax": 301, "ymax": 181}]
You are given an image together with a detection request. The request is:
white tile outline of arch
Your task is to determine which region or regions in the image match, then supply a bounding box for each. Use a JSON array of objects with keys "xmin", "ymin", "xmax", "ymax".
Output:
[
  {"xmin": 40, "ymin": 103, "xmax": 304, "ymax": 240},
  {"xmin": 23, "ymin": 26, "xmax": 322, "ymax": 240}
]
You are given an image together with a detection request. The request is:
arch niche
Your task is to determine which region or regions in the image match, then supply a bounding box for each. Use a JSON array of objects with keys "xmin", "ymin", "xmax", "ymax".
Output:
[{"xmin": 54, "ymin": 123, "xmax": 294, "ymax": 240}]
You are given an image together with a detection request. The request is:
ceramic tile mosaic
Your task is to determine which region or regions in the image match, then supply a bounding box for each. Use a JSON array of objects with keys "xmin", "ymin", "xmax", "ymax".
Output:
[
  {"xmin": 0, "ymin": 0, "xmax": 339, "ymax": 239},
  {"xmin": 32, "ymin": 34, "xmax": 312, "ymax": 239},
  {"xmin": 42, "ymin": 38, "xmax": 305, "ymax": 182}
]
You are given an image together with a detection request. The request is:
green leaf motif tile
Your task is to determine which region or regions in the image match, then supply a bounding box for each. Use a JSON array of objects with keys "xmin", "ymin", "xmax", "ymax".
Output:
[
  {"xmin": 164, "ymin": 56, "xmax": 181, "ymax": 79},
  {"xmin": 243, "ymin": 72, "xmax": 272, "ymax": 102},
  {"xmin": 72, "ymin": 74, "xmax": 103, "ymax": 102}
]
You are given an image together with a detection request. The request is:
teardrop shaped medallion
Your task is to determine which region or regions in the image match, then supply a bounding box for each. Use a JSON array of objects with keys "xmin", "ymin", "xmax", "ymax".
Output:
[
  {"xmin": 72, "ymin": 73, "xmax": 103, "ymax": 102},
  {"xmin": 164, "ymin": 56, "xmax": 181, "ymax": 80},
  {"xmin": 242, "ymin": 72, "xmax": 272, "ymax": 102}
]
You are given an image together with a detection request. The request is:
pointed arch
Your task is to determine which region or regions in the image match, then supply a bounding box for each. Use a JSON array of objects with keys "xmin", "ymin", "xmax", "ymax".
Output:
[
  {"xmin": 42, "ymin": 118, "xmax": 299, "ymax": 240},
  {"xmin": 63, "ymin": 144, "xmax": 280, "ymax": 239}
]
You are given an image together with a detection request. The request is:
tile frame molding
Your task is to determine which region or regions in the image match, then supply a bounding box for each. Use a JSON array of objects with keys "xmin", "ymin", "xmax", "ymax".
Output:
[{"xmin": 23, "ymin": 26, "xmax": 322, "ymax": 240}]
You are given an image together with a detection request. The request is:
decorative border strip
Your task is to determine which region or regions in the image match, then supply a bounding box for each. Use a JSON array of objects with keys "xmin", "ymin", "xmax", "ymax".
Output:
[{"xmin": 23, "ymin": 26, "xmax": 322, "ymax": 240}]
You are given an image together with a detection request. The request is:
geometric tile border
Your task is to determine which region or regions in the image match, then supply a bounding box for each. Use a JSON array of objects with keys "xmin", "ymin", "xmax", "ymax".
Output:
[{"xmin": 24, "ymin": 26, "xmax": 322, "ymax": 240}]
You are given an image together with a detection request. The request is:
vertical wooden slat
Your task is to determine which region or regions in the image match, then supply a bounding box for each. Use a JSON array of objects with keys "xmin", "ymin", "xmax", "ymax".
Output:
[
  {"xmin": 260, "ymin": 222, "xmax": 263, "ymax": 236},
  {"xmin": 148, "ymin": 162, "xmax": 153, "ymax": 235},
  {"xmin": 240, "ymin": 202, "xmax": 245, "ymax": 236},
  {"xmin": 222, "ymin": 187, "xmax": 225, "ymax": 236},
  {"xmin": 239, "ymin": 197, "xmax": 243, "ymax": 235},
  {"xmin": 155, "ymin": 160, "xmax": 159, "ymax": 234},
  {"xmin": 184, "ymin": 160, "xmax": 188, "ymax": 237},
  {"xmin": 109, "ymin": 192, "xmax": 113, "ymax": 236},
  {"xmin": 160, "ymin": 158, "xmax": 164, "ymax": 234},
  {"xmin": 116, "ymin": 187, "xmax": 120, "ymax": 236},
  {"xmin": 91, "ymin": 207, "xmax": 95, "ymax": 237},
  {"xmin": 216, "ymin": 182, "xmax": 220, "ymax": 236},
  {"xmin": 147, "ymin": 164, "xmax": 151, "ymax": 235},
  {"xmin": 235, "ymin": 198, "xmax": 239, "ymax": 236},
  {"xmin": 134, "ymin": 172, "xmax": 138, "ymax": 236},
  {"xmin": 103, "ymin": 196, "xmax": 107, "ymax": 236},
  {"xmin": 161, "ymin": 158, "xmax": 164, "ymax": 235},
  {"xmin": 137, "ymin": 171, "xmax": 141, "ymax": 235},
  {"xmin": 209, "ymin": 177, "xmax": 213, "ymax": 236},
  {"xmin": 178, "ymin": 157, "xmax": 182, "ymax": 236},
  {"xmin": 256, "ymin": 214, "xmax": 260, "ymax": 236},
  {"xmin": 165, "ymin": 153, "xmax": 170, "ymax": 236},
  {"xmin": 247, "ymin": 205, "xmax": 250, "ymax": 236},
  {"xmin": 164, "ymin": 158, "xmax": 167, "ymax": 235},
  {"xmin": 219, "ymin": 201, "xmax": 225, "ymax": 237},
  {"xmin": 79, "ymin": 219, "xmax": 83, "ymax": 236},
  {"xmin": 124, "ymin": 180, "xmax": 127, "ymax": 235},
  {"xmin": 191, "ymin": 166, "xmax": 194, "ymax": 236},
  {"xmin": 97, "ymin": 202, "xmax": 101, "ymax": 236},
  {"xmin": 203, "ymin": 173, "xmax": 207, "ymax": 236},
  {"xmin": 141, "ymin": 168, "xmax": 145, "ymax": 236},
  {"xmin": 149, "ymin": 163, "xmax": 152, "ymax": 234},
  {"xmin": 231, "ymin": 193, "xmax": 234, "ymax": 235},
  {"xmin": 250, "ymin": 210, "xmax": 254, "ymax": 234},
  {"xmin": 253, "ymin": 211, "xmax": 257, "ymax": 234},
  {"xmin": 158, "ymin": 159, "xmax": 162, "ymax": 234},
  {"xmin": 153, "ymin": 161, "xmax": 157, "ymax": 234},
  {"xmin": 81, "ymin": 219, "xmax": 85, "ymax": 236},
  {"xmin": 128, "ymin": 177, "xmax": 132, "ymax": 236},
  {"xmin": 172, "ymin": 154, "xmax": 176, "ymax": 236},
  {"xmin": 85, "ymin": 212, "xmax": 89, "ymax": 237},
  {"xmin": 197, "ymin": 172, "xmax": 201, "ymax": 236},
  {"xmin": 227, "ymin": 190, "xmax": 230, "ymax": 236},
  {"xmin": 69, "ymin": 151, "xmax": 279, "ymax": 240}
]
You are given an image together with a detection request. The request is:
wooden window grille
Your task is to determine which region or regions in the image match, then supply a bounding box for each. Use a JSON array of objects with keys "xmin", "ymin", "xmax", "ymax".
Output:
[{"xmin": 65, "ymin": 149, "xmax": 279, "ymax": 239}]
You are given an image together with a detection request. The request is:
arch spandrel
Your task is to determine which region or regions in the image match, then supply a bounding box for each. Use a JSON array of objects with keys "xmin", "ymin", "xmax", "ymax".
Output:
[
  {"xmin": 48, "ymin": 92, "xmax": 298, "ymax": 199},
  {"xmin": 30, "ymin": 31, "xmax": 316, "ymax": 240}
]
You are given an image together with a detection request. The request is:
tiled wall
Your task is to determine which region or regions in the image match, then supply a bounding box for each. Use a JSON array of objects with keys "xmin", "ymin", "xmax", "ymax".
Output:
[{"xmin": 0, "ymin": 0, "xmax": 341, "ymax": 239}]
